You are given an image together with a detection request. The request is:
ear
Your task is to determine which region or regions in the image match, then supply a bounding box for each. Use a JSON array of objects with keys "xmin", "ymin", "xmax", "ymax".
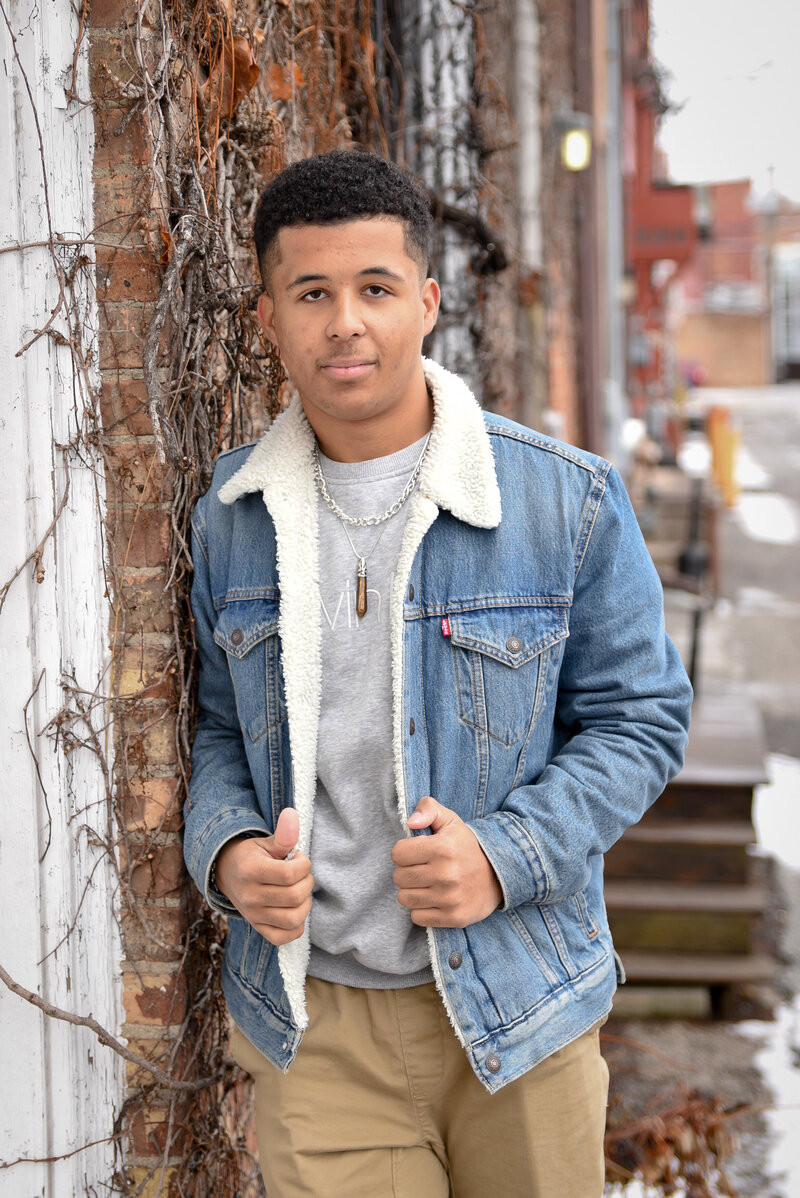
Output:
[
  {"xmin": 257, "ymin": 291, "xmax": 279, "ymax": 347},
  {"xmin": 421, "ymin": 277, "xmax": 440, "ymax": 337}
]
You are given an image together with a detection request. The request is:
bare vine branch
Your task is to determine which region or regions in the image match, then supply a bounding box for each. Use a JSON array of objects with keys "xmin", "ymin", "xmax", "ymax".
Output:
[
  {"xmin": 0, "ymin": 1134, "xmax": 119, "ymax": 1172},
  {"xmin": 0, "ymin": 960, "xmax": 221, "ymax": 1092},
  {"xmin": 142, "ymin": 218, "xmax": 200, "ymax": 466},
  {"xmin": 0, "ymin": 476, "xmax": 70, "ymax": 615},
  {"xmin": 22, "ymin": 670, "xmax": 52, "ymax": 862}
]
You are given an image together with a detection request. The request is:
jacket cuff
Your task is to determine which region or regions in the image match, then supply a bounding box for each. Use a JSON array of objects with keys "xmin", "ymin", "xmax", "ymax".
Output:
[{"xmin": 466, "ymin": 811, "xmax": 550, "ymax": 911}]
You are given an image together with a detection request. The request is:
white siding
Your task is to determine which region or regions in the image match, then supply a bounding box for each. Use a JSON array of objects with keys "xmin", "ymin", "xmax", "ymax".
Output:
[{"xmin": 0, "ymin": 2, "xmax": 122, "ymax": 1194}]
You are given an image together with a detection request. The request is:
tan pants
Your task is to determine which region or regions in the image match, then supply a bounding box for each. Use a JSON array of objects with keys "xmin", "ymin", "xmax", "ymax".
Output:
[{"xmin": 231, "ymin": 976, "xmax": 608, "ymax": 1198}]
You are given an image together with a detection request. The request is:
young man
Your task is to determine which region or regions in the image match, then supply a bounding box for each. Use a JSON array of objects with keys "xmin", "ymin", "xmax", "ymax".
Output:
[{"xmin": 184, "ymin": 150, "xmax": 692, "ymax": 1197}]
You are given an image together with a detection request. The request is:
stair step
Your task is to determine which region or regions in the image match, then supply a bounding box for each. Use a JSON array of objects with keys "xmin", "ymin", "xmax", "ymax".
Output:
[
  {"xmin": 604, "ymin": 880, "xmax": 768, "ymax": 913},
  {"xmin": 618, "ymin": 951, "xmax": 777, "ymax": 984},
  {"xmin": 623, "ymin": 820, "xmax": 754, "ymax": 846},
  {"xmin": 669, "ymin": 693, "xmax": 769, "ymax": 788},
  {"xmin": 610, "ymin": 909, "xmax": 753, "ymax": 954},
  {"xmin": 656, "ymin": 785, "xmax": 755, "ymax": 821}
]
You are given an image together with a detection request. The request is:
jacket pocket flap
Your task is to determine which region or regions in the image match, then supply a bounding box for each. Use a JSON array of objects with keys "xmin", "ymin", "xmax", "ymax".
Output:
[
  {"xmin": 214, "ymin": 600, "xmax": 280, "ymax": 659},
  {"xmin": 448, "ymin": 603, "xmax": 569, "ymax": 666}
]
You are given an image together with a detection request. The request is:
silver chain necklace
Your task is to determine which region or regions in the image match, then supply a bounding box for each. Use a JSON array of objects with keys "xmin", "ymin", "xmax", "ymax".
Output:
[{"xmin": 312, "ymin": 433, "xmax": 431, "ymax": 618}]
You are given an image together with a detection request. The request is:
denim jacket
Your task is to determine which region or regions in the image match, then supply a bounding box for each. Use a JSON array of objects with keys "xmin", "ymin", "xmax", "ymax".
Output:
[{"xmin": 185, "ymin": 358, "xmax": 692, "ymax": 1092}]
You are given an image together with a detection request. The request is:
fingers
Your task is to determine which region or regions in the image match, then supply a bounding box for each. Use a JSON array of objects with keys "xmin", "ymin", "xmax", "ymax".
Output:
[
  {"xmin": 406, "ymin": 795, "xmax": 456, "ymax": 833},
  {"xmin": 254, "ymin": 872, "xmax": 315, "ymax": 909},
  {"xmin": 215, "ymin": 833, "xmax": 314, "ymax": 946},
  {"xmin": 394, "ymin": 860, "xmax": 460, "ymax": 920},
  {"xmin": 270, "ymin": 806, "xmax": 299, "ymax": 859},
  {"xmin": 391, "ymin": 836, "xmax": 436, "ymax": 867},
  {"xmin": 395, "ymin": 884, "xmax": 457, "ymax": 913},
  {"xmin": 392, "ymin": 809, "xmax": 503, "ymax": 929},
  {"xmin": 409, "ymin": 907, "xmax": 467, "ymax": 929},
  {"xmin": 392, "ymin": 864, "xmax": 432, "ymax": 891},
  {"xmin": 236, "ymin": 871, "xmax": 314, "ymax": 945},
  {"xmin": 238, "ymin": 844, "xmax": 312, "ymax": 887},
  {"xmin": 251, "ymin": 892, "xmax": 314, "ymax": 945}
]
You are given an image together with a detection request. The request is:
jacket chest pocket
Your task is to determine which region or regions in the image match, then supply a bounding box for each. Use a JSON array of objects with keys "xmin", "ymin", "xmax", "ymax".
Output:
[
  {"xmin": 214, "ymin": 599, "xmax": 287, "ymax": 743},
  {"xmin": 449, "ymin": 603, "xmax": 569, "ymax": 746}
]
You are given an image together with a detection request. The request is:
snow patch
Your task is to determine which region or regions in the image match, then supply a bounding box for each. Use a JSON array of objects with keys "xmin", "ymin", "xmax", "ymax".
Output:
[
  {"xmin": 738, "ymin": 995, "xmax": 800, "ymax": 1198},
  {"xmin": 734, "ymin": 494, "xmax": 800, "ymax": 545},
  {"xmin": 736, "ymin": 445, "xmax": 771, "ymax": 490},
  {"xmin": 753, "ymin": 754, "xmax": 800, "ymax": 871}
]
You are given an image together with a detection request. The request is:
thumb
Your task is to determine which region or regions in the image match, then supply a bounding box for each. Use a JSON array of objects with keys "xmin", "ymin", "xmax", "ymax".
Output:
[
  {"xmin": 406, "ymin": 796, "xmax": 458, "ymax": 834},
  {"xmin": 266, "ymin": 807, "xmax": 299, "ymax": 860}
]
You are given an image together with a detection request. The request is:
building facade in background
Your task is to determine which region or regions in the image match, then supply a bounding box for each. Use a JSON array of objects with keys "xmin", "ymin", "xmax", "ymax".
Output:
[
  {"xmin": 672, "ymin": 181, "xmax": 800, "ymax": 387},
  {"xmin": 621, "ymin": 0, "xmax": 800, "ymax": 401}
]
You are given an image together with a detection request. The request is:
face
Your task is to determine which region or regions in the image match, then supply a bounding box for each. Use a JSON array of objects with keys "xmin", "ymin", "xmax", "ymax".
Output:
[{"xmin": 257, "ymin": 217, "xmax": 440, "ymax": 459}]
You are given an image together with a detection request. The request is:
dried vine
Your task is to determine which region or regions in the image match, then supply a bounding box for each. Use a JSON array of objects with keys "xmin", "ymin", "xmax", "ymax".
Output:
[
  {"xmin": 101, "ymin": 4, "xmax": 388, "ymax": 1193},
  {"xmin": 605, "ymin": 1084, "xmax": 745, "ymax": 1196}
]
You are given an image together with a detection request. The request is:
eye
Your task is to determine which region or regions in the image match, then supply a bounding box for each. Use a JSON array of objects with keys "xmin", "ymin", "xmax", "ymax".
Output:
[
  {"xmin": 300, "ymin": 288, "xmax": 326, "ymax": 302},
  {"xmin": 364, "ymin": 284, "xmax": 390, "ymax": 297}
]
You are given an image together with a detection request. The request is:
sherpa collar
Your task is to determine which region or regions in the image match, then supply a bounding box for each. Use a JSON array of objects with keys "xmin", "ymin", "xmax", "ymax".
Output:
[{"xmin": 218, "ymin": 357, "xmax": 502, "ymax": 528}]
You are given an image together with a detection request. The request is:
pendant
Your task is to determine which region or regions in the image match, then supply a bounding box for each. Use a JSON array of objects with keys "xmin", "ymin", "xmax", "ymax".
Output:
[{"xmin": 356, "ymin": 558, "xmax": 367, "ymax": 618}]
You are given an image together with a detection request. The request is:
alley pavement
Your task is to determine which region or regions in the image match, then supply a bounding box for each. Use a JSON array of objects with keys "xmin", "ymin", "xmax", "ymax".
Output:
[{"xmin": 679, "ymin": 383, "xmax": 800, "ymax": 758}]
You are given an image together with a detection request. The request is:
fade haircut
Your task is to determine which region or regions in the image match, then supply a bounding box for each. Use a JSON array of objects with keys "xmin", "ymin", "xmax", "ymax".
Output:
[{"xmin": 253, "ymin": 150, "xmax": 433, "ymax": 289}]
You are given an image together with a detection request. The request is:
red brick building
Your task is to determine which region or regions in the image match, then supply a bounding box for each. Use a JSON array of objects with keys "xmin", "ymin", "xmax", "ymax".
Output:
[{"xmin": 622, "ymin": 0, "xmax": 698, "ymax": 411}]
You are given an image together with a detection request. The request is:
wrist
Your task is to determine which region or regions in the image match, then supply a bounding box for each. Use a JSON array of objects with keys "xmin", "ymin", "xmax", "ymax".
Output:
[{"xmin": 209, "ymin": 830, "xmax": 263, "ymax": 899}]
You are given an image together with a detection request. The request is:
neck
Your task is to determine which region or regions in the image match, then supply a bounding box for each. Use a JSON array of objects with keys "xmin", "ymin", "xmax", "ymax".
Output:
[
  {"xmin": 316, "ymin": 415, "xmax": 432, "ymax": 464},
  {"xmin": 304, "ymin": 381, "xmax": 433, "ymax": 463}
]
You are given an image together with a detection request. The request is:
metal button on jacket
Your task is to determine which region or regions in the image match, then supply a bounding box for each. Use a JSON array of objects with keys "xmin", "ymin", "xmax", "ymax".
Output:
[
  {"xmin": 485, "ymin": 1053, "xmax": 502, "ymax": 1074},
  {"xmin": 505, "ymin": 635, "xmax": 522, "ymax": 654},
  {"xmin": 448, "ymin": 951, "xmax": 463, "ymax": 969},
  {"xmin": 408, "ymin": 584, "xmax": 415, "ymax": 602},
  {"xmin": 231, "ymin": 628, "xmax": 244, "ymax": 646},
  {"xmin": 409, "ymin": 718, "xmax": 415, "ymax": 735}
]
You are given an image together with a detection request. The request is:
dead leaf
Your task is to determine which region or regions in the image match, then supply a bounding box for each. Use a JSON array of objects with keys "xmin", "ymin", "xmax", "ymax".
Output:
[
  {"xmin": 159, "ymin": 224, "xmax": 172, "ymax": 267},
  {"xmin": 201, "ymin": 36, "xmax": 260, "ymax": 127},
  {"xmin": 266, "ymin": 60, "xmax": 305, "ymax": 101}
]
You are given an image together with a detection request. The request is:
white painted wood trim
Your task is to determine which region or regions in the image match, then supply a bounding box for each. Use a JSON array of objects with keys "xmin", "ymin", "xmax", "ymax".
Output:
[{"xmin": 0, "ymin": 3, "xmax": 123, "ymax": 1194}]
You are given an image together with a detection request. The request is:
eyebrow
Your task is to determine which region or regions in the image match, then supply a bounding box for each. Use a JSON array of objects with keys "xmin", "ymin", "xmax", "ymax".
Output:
[{"xmin": 286, "ymin": 266, "xmax": 405, "ymax": 292}]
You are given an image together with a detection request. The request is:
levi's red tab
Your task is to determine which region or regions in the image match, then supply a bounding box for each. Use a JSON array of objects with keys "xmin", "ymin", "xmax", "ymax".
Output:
[{"xmin": 441, "ymin": 617, "xmax": 452, "ymax": 638}]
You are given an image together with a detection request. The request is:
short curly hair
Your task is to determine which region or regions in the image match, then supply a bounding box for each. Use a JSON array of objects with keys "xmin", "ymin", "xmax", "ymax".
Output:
[{"xmin": 253, "ymin": 150, "xmax": 433, "ymax": 288}]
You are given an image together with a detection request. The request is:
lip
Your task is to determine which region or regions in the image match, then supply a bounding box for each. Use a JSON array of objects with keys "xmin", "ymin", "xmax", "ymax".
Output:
[{"xmin": 320, "ymin": 360, "xmax": 376, "ymax": 380}]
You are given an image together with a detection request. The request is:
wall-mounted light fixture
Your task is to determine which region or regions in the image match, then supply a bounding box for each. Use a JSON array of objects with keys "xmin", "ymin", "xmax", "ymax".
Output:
[{"xmin": 554, "ymin": 111, "xmax": 593, "ymax": 172}]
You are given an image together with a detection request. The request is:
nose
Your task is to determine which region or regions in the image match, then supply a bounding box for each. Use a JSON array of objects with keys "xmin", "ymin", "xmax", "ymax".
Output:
[{"xmin": 326, "ymin": 291, "xmax": 366, "ymax": 340}]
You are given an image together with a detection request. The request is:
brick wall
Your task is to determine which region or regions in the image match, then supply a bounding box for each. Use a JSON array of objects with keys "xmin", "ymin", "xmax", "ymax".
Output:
[
  {"xmin": 537, "ymin": 0, "xmax": 584, "ymax": 446},
  {"xmin": 90, "ymin": 4, "xmax": 189, "ymax": 1188}
]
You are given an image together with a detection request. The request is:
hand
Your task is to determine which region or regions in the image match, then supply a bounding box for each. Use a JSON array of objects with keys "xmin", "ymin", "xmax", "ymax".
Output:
[
  {"xmin": 391, "ymin": 797, "xmax": 503, "ymax": 929},
  {"xmin": 215, "ymin": 808, "xmax": 313, "ymax": 946}
]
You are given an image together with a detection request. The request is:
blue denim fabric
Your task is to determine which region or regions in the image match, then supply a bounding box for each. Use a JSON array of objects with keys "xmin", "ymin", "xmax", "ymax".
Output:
[{"xmin": 184, "ymin": 406, "xmax": 692, "ymax": 1092}]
